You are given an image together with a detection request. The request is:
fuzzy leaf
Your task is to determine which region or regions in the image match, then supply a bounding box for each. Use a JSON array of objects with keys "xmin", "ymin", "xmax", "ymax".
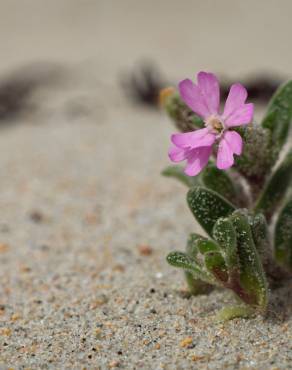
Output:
[
  {"xmin": 234, "ymin": 125, "xmax": 275, "ymax": 183},
  {"xmin": 213, "ymin": 217, "xmax": 239, "ymax": 272},
  {"xmin": 204, "ymin": 251, "xmax": 228, "ymax": 282},
  {"xmin": 250, "ymin": 213, "xmax": 290, "ymax": 282},
  {"xmin": 254, "ymin": 150, "xmax": 292, "ymax": 219},
  {"xmin": 201, "ymin": 164, "xmax": 238, "ymax": 203},
  {"xmin": 196, "ymin": 239, "xmax": 220, "ymax": 254},
  {"xmin": 187, "ymin": 186, "xmax": 236, "ymax": 237},
  {"xmin": 262, "ymin": 80, "xmax": 292, "ymax": 151},
  {"xmin": 166, "ymin": 251, "xmax": 211, "ymax": 282},
  {"xmin": 230, "ymin": 210, "xmax": 268, "ymax": 309},
  {"xmin": 215, "ymin": 305, "xmax": 255, "ymax": 322},
  {"xmin": 249, "ymin": 213, "xmax": 272, "ymax": 265},
  {"xmin": 162, "ymin": 165, "xmax": 198, "ymax": 187},
  {"xmin": 274, "ymin": 198, "xmax": 292, "ymax": 270}
]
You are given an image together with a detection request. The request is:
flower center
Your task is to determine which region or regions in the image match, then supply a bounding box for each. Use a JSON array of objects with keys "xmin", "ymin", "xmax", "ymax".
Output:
[{"xmin": 205, "ymin": 115, "xmax": 224, "ymax": 134}]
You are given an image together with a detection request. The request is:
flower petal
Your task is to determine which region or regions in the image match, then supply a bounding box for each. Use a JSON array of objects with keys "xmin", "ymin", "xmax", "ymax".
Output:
[
  {"xmin": 184, "ymin": 147, "xmax": 212, "ymax": 176},
  {"xmin": 224, "ymin": 103, "xmax": 254, "ymax": 127},
  {"xmin": 168, "ymin": 146, "xmax": 189, "ymax": 162},
  {"xmin": 178, "ymin": 79, "xmax": 210, "ymax": 119},
  {"xmin": 223, "ymin": 131, "xmax": 243, "ymax": 155},
  {"xmin": 197, "ymin": 72, "xmax": 220, "ymax": 114},
  {"xmin": 216, "ymin": 136, "xmax": 235, "ymax": 170},
  {"xmin": 171, "ymin": 128, "xmax": 215, "ymax": 149},
  {"xmin": 223, "ymin": 83, "xmax": 248, "ymax": 119}
]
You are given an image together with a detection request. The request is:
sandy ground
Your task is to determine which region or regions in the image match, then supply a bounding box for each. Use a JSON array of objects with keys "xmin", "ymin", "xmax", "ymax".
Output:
[{"xmin": 0, "ymin": 1, "xmax": 291, "ymax": 369}]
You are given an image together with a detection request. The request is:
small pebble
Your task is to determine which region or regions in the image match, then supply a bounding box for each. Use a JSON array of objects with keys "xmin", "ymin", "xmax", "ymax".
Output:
[
  {"xmin": 109, "ymin": 360, "xmax": 120, "ymax": 368},
  {"xmin": 0, "ymin": 328, "xmax": 12, "ymax": 336},
  {"xmin": 138, "ymin": 245, "xmax": 153, "ymax": 256},
  {"xmin": 180, "ymin": 337, "xmax": 193, "ymax": 348},
  {"xmin": 191, "ymin": 354, "xmax": 205, "ymax": 362}
]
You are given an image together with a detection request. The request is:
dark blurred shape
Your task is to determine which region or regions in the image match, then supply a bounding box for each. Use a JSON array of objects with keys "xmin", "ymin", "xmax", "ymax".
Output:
[
  {"xmin": 29, "ymin": 209, "xmax": 44, "ymax": 223},
  {"xmin": 222, "ymin": 74, "xmax": 283, "ymax": 103},
  {"xmin": 0, "ymin": 62, "xmax": 65, "ymax": 122},
  {"xmin": 246, "ymin": 75, "xmax": 282, "ymax": 102},
  {"xmin": 121, "ymin": 62, "xmax": 168, "ymax": 107},
  {"xmin": 122, "ymin": 62, "xmax": 283, "ymax": 108}
]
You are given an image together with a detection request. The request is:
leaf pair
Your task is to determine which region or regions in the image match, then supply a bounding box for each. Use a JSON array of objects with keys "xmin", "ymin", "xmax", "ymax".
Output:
[{"xmin": 167, "ymin": 186, "xmax": 268, "ymax": 309}]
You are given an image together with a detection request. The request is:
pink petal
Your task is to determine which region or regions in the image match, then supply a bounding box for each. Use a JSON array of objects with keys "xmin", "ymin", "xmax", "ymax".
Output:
[
  {"xmin": 184, "ymin": 147, "xmax": 212, "ymax": 176},
  {"xmin": 224, "ymin": 103, "xmax": 254, "ymax": 127},
  {"xmin": 216, "ymin": 136, "xmax": 235, "ymax": 170},
  {"xmin": 197, "ymin": 72, "xmax": 220, "ymax": 114},
  {"xmin": 223, "ymin": 83, "xmax": 248, "ymax": 119},
  {"xmin": 171, "ymin": 128, "xmax": 215, "ymax": 149},
  {"xmin": 178, "ymin": 79, "xmax": 210, "ymax": 119},
  {"xmin": 223, "ymin": 131, "xmax": 243, "ymax": 155},
  {"xmin": 168, "ymin": 146, "xmax": 189, "ymax": 162}
]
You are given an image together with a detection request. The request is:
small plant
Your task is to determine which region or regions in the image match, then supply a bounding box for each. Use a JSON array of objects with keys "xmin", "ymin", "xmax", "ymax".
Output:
[{"xmin": 162, "ymin": 71, "xmax": 292, "ymax": 321}]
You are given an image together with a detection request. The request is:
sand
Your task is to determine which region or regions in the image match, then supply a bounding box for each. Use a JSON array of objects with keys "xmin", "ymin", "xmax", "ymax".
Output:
[{"xmin": 0, "ymin": 1, "xmax": 291, "ymax": 369}]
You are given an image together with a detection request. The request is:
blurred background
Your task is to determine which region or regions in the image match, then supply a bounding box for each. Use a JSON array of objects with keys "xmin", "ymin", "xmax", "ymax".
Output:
[
  {"xmin": 1, "ymin": 0, "xmax": 292, "ymax": 76},
  {"xmin": 0, "ymin": 0, "xmax": 290, "ymax": 124}
]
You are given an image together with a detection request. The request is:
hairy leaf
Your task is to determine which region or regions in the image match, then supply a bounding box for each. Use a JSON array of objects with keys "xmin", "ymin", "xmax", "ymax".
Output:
[
  {"xmin": 254, "ymin": 150, "xmax": 292, "ymax": 219},
  {"xmin": 234, "ymin": 125, "xmax": 275, "ymax": 183},
  {"xmin": 262, "ymin": 80, "xmax": 292, "ymax": 151},
  {"xmin": 196, "ymin": 239, "xmax": 220, "ymax": 254},
  {"xmin": 187, "ymin": 186, "xmax": 235, "ymax": 237},
  {"xmin": 204, "ymin": 251, "xmax": 228, "ymax": 282},
  {"xmin": 274, "ymin": 198, "xmax": 292, "ymax": 270},
  {"xmin": 166, "ymin": 251, "xmax": 211, "ymax": 282},
  {"xmin": 230, "ymin": 210, "xmax": 268, "ymax": 309},
  {"xmin": 213, "ymin": 217, "xmax": 239, "ymax": 272},
  {"xmin": 201, "ymin": 164, "xmax": 238, "ymax": 203}
]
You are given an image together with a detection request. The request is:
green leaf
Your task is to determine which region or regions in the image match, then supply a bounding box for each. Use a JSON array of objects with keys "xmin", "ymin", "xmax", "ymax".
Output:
[
  {"xmin": 167, "ymin": 251, "xmax": 195, "ymax": 270},
  {"xmin": 254, "ymin": 150, "xmax": 292, "ymax": 219},
  {"xmin": 249, "ymin": 213, "xmax": 270, "ymax": 256},
  {"xmin": 234, "ymin": 125, "xmax": 275, "ymax": 183},
  {"xmin": 204, "ymin": 251, "xmax": 228, "ymax": 282},
  {"xmin": 201, "ymin": 164, "xmax": 238, "ymax": 203},
  {"xmin": 213, "ymin": 217, "xmax": 239, "ymax": 272},
  {"xmin": 230, "ymin": 210, "xmax": 268, "ymax": 309},
  {"xmin": 274, "ymin": 198, "xmax": 292, "ymax": 270},
  {"xmin": 215, "ymin": 305, "xmax": 255, "ymax": 322},
  {"xmin": 250, "ymin": 213, "xmax": 290, "ymax": 281},
  {"xmin": 187, "ymin": 186, "xmax": 236, "ymax": 237},
  {"xmin": 161, "ymin": 165, "xmax": 198, "ymax": 187},
  {"xmin": 166, "ymin": 251, "xmax": 211, "ymax": 282},
  {"xmin": 196, "ymin": 239, "xmax": 220, "ymax": 254},
  {"xmin": 262, "ymin": 80, "xmax": 292, "ymax": 151}
]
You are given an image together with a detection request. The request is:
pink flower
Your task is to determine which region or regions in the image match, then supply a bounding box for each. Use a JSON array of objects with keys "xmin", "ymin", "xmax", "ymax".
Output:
[{"xmin": 169, "ymin": 72, "xmax": 254, "ymax": 176}]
